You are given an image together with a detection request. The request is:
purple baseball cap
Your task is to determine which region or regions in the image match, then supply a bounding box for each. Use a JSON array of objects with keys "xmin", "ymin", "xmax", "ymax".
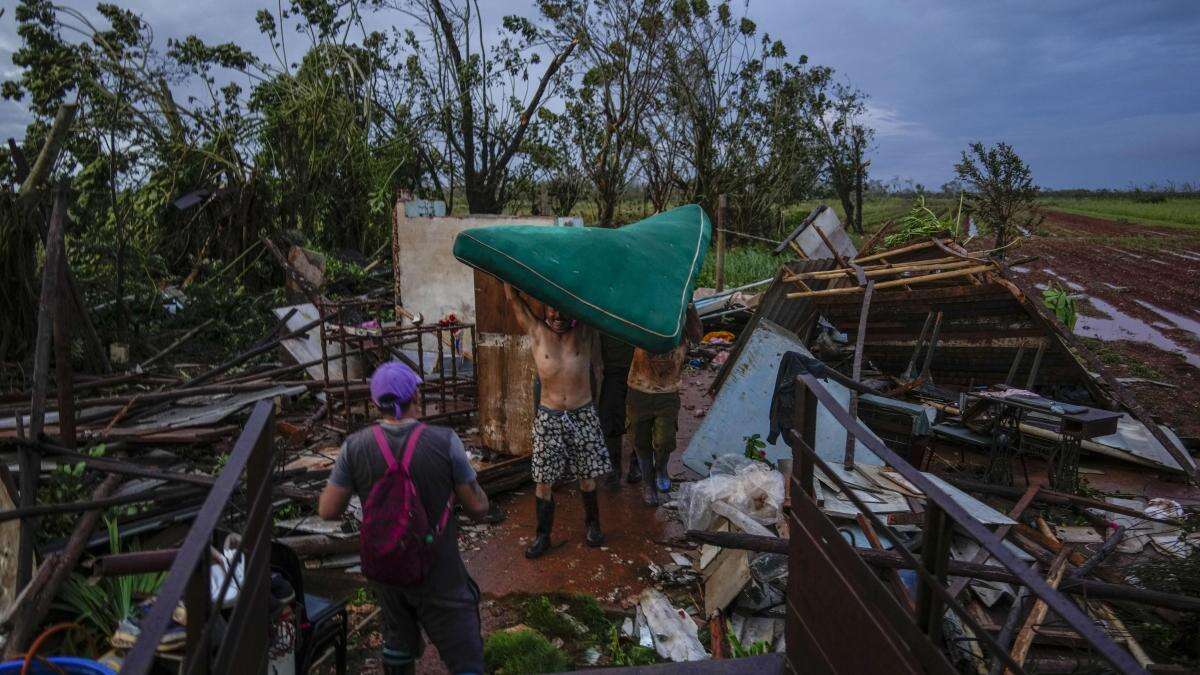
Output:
[{"xmin": 369, "ymin": 361, "xmax": 423, "ymax": 418}]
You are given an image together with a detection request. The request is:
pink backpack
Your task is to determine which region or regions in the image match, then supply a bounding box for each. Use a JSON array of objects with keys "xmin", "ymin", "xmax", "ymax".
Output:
[{"xmin": 360, "ymin": 424, "xmax": 454, "ymax": 586}]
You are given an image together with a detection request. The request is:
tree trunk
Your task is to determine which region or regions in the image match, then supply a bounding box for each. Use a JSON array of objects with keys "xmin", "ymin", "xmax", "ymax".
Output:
[
  {"xmin": 465, "ymin": 181, "xmax": 501, "ymax": 215},
  {"xmin": 853, "ymin": 145, "xmax": 865, "ymax": 235}
]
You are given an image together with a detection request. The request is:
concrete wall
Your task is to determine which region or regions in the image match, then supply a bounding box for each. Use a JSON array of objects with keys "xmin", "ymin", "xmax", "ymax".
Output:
[{"xmin": 394, "ymin": 211, "xmax": 556, "ymax": 326}]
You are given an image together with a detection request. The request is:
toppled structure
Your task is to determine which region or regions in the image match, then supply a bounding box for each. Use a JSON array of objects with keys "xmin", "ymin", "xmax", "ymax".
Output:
[{"xmin": 678, "ymin": 223, "xmax": 1199, "ymax": 674}]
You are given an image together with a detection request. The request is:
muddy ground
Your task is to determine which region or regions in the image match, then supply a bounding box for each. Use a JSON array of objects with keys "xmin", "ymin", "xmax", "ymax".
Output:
[
  {"xmin": 311, "ymin": 369, "xmax": 719, "ymax": 674},
  {"xmin": 1010, "ymin": 209, "xmax": 1200, "ymax": 437}
]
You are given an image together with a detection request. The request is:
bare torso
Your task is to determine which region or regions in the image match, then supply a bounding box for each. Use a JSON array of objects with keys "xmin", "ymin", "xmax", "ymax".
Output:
[{"xmin": 530, "ymin": 324, "xmax": 594, "ymax": 410}]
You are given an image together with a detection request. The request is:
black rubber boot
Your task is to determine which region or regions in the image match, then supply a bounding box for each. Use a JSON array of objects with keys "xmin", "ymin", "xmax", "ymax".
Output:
[
  {"xmin": 637, "ymin": 453, "xmax": 658, "ymax": 506},
  {"xmin": 582, "ymin": 490, "xmax": 606, "ymax": 547},
  {"xmin": 524, "ymin": 497, "xmax": 555, "ymax": 559},
  {"xmin": 604, "ymin": 435, "xmax": 622, "ymax": 492}
]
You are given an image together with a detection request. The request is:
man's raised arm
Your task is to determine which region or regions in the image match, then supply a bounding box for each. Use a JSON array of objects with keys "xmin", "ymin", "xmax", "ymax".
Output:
[{"xmin": 504, "ymin": 282, "xmax": 537, "ymax": 334}]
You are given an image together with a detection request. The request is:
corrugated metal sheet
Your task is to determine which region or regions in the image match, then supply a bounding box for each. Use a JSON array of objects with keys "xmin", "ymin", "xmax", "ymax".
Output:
[{"xmin": 711, "ymin": 259, "xmax": 838, "ymax": 394}]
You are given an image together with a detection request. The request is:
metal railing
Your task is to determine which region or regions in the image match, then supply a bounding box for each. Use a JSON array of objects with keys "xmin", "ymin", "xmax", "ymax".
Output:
[
  {"xmin": 783, "ymin": 363, "xmax": 1144, "ymax": 675},
  {"xmin": 122, "ymin": 400, "xmax": 275, "ymax": 675}
]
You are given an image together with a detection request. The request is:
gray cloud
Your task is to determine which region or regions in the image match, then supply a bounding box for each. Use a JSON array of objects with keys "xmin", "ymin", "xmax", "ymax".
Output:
[{"xmin": 2, "ymin": 0, "xmax": 1197, "ymax": 188}]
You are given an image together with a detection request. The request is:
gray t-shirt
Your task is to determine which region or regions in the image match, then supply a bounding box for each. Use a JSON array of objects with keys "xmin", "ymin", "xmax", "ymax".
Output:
[{"xmin": 329, "ymin": 419, "xmax": 477, "ymax": 596}]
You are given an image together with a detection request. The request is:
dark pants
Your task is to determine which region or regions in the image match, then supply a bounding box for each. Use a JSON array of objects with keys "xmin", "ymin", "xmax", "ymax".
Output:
[
  {"xmin": 598, "ymin": 367, "xmax": 631, "ymax": 459},
  {"xmin": 374, "ymin": 578, "xmax": 483, "ymax": 675},
  {"xmin": 627, "ymin": 389, "xmax": 680, "ymax": 469}
]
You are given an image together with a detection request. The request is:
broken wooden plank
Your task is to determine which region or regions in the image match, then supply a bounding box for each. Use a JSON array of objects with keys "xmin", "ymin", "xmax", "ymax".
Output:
[
  {"xmin": 709, "ymin": 501, "xmax": 776, "ymax": 539},
  {"xmin": 1007, "ymin": 547, "xmax": 1071, "ymax": 673},
  {"xmin": 703, "ymin": 547, "xmax": 751, "ymax": 617}
]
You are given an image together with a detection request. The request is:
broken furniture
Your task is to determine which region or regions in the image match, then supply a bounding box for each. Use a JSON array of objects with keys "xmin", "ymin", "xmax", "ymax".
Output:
[
  {"xmin": 312, "ymin": 297, "xmax": 476, "ymax": 432},
  {"xmin": 272, "ymin": 541, "xmax": 349, "ymax": 674},
  {"xmin": 964, "ymin": 389, "xmax": 1121, "ymax": 492}
]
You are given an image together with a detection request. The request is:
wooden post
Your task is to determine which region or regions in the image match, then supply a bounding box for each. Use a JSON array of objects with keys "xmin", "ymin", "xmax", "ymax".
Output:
[
  {"xmin": 916, "ymin": 503, "xmax": 952, "ymax": 644},
  {"xmin": 843, "ymin": 280, "xmax": 873, "ymax": 469},
  {"xmin": 53, "ymin": 248, "xmax": 75, "ymax": 449},
  {"xmin": 715, "ymin": 194, "xmax": 727, "ymax": 292},
  {"xmin": 19, "ymin": 193, "xmax": 66, "ymax": 588},
  {"xmin": 391, "ymin": 191, "xmax": 407, "ymax": 320}
]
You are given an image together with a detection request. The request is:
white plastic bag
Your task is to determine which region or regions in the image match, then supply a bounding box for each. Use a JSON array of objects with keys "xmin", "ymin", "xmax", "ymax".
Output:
[{"xmin": 679, "ymin": 461, "xmax": 784, "ymax": 531}]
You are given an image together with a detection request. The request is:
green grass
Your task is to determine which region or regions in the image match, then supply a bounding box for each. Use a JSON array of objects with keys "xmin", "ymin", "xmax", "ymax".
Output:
[
  {"xmin": 697, "ymin": 244, "xmax": 781, "ymax": 289},
  {"xmin": 484, "ymin": 629, "xmax": 572, "ymax": 674},
  {"xmin": 1038, "ymin": 196, "xmax": 1200, "ymax": 230}
]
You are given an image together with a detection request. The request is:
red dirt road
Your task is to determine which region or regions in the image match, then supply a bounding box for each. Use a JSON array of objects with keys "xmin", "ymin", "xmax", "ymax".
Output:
[{"xmin": 1010, "ymin": 209, "xmax": 1200, "ymax": 436}]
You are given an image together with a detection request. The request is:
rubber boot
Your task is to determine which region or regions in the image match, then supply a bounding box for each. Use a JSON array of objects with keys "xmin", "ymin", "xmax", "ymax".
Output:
[
  {"xmin": 626, "ymin": 451, "xmax": 643, "ymax": 484},
  {"xmin": 582, "ymin": 490, "xmax": 606, "ymax": 547},
  {"xmin": 604, "ymin": 435, "xmax": 622, "ymax": 492},
  {"xmin": 655, "ymin": 448, "xmax": 672, "ymax": 494},
  {"xmin": 524, "ymin": 497, "xmax": 555, "ymax": 559},
  {"xmin": 637, "ymin": 452, "xmax": 658, "ymax": 506}
]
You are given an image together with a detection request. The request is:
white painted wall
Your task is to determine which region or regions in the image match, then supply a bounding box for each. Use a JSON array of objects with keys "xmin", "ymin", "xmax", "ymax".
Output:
[{"xmin": 395, "ymin": 212, "xmax": 556, "ymax": 326}]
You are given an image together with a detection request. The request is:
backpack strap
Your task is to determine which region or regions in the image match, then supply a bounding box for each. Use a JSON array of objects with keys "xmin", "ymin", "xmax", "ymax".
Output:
[
  {"xmin": 370, "ymin": 423, "xmax": 426, "ymax": 472},
  {"xmin": 400, "ymin": 423, "xmax": 426, "ymax": 472}
]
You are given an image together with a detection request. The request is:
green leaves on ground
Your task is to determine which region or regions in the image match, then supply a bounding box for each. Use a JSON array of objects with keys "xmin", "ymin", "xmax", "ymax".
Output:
[
  {"xmin": 1042, "ymin": 283, "xmax": 1077, "ymax": 330},
  {"xmin": 883, "ymin": 194, "xmax": 960, "ymax": 248}
]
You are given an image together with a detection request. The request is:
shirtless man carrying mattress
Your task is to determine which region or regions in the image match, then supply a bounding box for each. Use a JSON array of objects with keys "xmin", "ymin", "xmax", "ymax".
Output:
[{"xmin": 505, "ymin": 283, "xmax": 611, "ymax": 559}]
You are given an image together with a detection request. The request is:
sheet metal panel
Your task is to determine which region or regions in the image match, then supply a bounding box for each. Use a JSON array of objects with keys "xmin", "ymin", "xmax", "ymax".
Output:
[{"xmin": 683, "ymin": 319, "xmax": 880, "ymax": 475}]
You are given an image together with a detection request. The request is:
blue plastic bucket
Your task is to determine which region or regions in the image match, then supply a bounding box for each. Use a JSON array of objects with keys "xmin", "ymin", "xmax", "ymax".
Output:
[{"xmin": 0, "ymin": 657, "xmax": 117, "ymax": 675}]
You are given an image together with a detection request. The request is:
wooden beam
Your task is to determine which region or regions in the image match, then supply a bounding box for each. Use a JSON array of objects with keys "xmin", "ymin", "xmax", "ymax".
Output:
[
  {"xmin": 787, "ymin": 264, "xmax": 996, "ymax": 298},
  {"xmin": 1007, "ymin": 547, "xmax": 1071, "ymax": 674},
  {"xmin": 18, "ymin": 193, "xmax": 67, "ymax": 588},
  {"xmin": 715, "ymin": 194, "xmax": 728, "ymax": 292},
  {"xmin": 851, "ymin": 238, "xmax": 948, "ymax": 265},
  {"xmin": 857, "ymin": 513, "xmax": 913, "ymax": 612},
  {"xmin": 785, "ymin": 256, "xmax": 964, "ymax": 281}
]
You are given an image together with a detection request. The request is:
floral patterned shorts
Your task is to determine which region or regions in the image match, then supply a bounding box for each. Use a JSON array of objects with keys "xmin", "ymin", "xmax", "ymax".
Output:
[{"xmin": 531, "ymin": 403, "xmax": 613, "ymax": 484}]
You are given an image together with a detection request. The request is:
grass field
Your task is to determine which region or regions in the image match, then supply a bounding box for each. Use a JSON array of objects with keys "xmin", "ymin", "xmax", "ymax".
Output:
[
  {"xmin": 1037, "ymin": 196, "xmax": 1200, "ymax": 230},
  {"xmin": 696, "ymin": 244, "xmax": 780, "ymax": 288}
]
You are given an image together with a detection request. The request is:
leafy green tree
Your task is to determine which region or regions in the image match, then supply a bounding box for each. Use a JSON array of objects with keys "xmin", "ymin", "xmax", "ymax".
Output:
[
  {"xmin": 395, "ymin": 0, "xmax": 577, "ymax": 214},
  {"xmin": 804, "ymin": 80, "xmax": 873, "ymax": 234},
  {"xmin": 539, "ymin": 0, "xmax": 669, "ymax": 226},
  {"xmin": 649, "ymin": 0, "xmax": 825, "ymax": 234},
  {"xmin": 954, "ymin": 141, "xmax": 1042, "ymax": 256}
]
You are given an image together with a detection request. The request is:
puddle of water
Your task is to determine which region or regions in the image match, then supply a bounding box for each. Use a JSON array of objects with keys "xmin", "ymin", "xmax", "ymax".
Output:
[
  {"xmin": 1011, "ymin": 266, "xmax": 1030, "ymax": 273},
  {"xmin": 1043, "ymin": 269, "xmax": 1085, "ymax": 292},
  {"xmin": 1104, "ymin": 246, "xmax": 1142, "ymax": 260},
  {"xmin": 1168, "ymin": 251, "xmax": 1200, "ymax": 263},
  {"xmin": 1076, "ymin": 296, "xmax": 1200, "ymax": 368},
  {"xmin": 1135, "ymin": 300, "xmax": 1200, "ymax": 338}
]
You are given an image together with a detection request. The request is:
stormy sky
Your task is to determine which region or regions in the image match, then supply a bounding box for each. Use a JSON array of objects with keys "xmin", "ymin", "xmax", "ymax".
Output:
[{"xmin": 1, "ymin": 0, "xmax": 1197, "ymax": 189}]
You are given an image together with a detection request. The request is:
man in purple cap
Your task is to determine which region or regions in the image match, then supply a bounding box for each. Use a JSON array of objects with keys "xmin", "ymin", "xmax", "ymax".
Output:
[
  {"xmin": 319, "ymin": 361, "xmax": 490, "ymax": 675},
  {"xmin": 505, "ymin": 283, "xmax": 611, "ymax": 559}
]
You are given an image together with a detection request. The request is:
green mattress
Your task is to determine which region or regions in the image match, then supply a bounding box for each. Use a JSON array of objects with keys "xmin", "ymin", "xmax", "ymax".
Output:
[{"xmin": 453, "ymin": 204, "xmax": 711, "ymax": 352}]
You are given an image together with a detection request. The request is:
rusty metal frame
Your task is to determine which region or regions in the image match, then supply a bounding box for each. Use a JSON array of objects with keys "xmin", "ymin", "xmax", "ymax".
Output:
[
  {"xmin": 316, "ymin": 297, "xmax": 476, "ymax": 431},
  {"xmin": 122, "ymin": 400, "xmax": 275, "ymax": 675},
  {"xmin": 784, "ymin": 368, "xmax": 1145, "ymax": 675}
]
